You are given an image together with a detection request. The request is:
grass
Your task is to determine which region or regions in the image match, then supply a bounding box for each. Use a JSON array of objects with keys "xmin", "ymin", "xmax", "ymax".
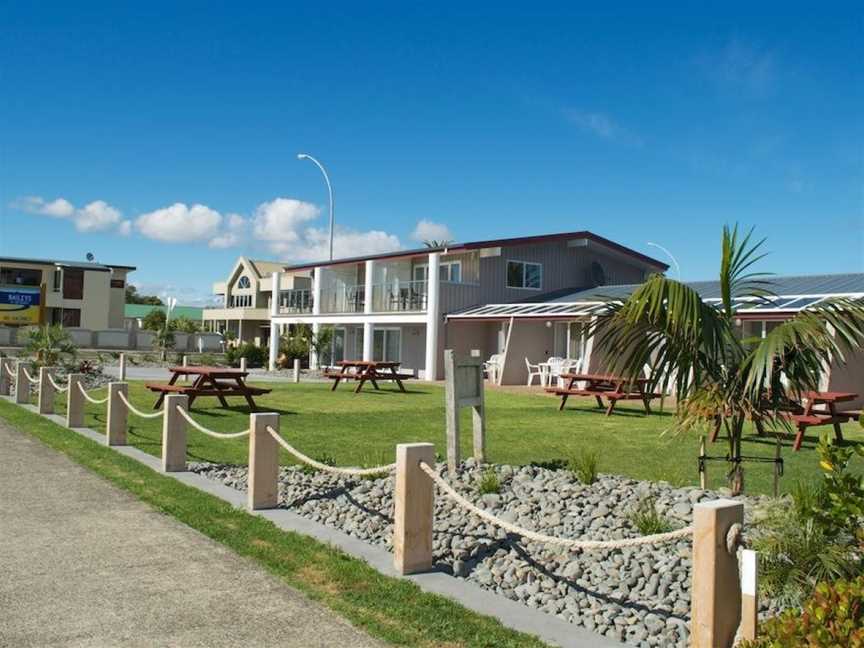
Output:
[
  {"xmin": 0, "ymin": 398, "xmax": 547, "ymax": 648},
  {"xmin": 50, "ymin": 380, "xmax": 864, "ymax": 496},
  {"xmin": 628, "ymin": 496, "xmax": 674, "ymax": 535},
  {"xmin": 476, "ymin": 468, "xmax": 501, "ymax": 495},
  {"xmin": 568, "ymin": 449, "xmax": 600, "ymax": 485}
]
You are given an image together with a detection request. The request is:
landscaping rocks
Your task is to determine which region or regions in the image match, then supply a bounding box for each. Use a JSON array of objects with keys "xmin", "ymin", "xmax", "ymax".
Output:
[{"xmin": 190, "ymin": 460, "xmax": 778, "ymax": 647}]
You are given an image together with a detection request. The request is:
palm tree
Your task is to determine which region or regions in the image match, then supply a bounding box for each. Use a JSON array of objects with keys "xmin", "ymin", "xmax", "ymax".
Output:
[
  {"xmin": 423, "ymin": 239, "xmax": 453, "ymax": 248},
  {"xmin": 25, "ymin": 325, "xmax": 77, "ymax": 366},
  {"xmin": 593, "ymin": 225, "xmax": 864, "ymax": 494}
]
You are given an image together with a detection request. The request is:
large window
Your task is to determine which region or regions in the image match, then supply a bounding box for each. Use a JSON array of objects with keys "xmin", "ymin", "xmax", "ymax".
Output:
[
  {"xmin": 506, "ymin": 261, "xmax": 542, "ymax": 290},
  {"xmin": 0, "ymin": 267, "xmax": 42, "ymax": 286},
  {"xmin": 229, "ymin": 294, "xmax": 252, "ymax": 308},
  {"xmin": 237, "ymin": 276, "xmax": 251, "ymax": 289},
  {"xmin": 62, "ymin": 309, "xmax": 81, "ymax": 327},
  {"xmin": 373, "ymin": 328, "xmax": 401, "ymax": 362},
  {"xmin": 63, "ymin": 269, "xmax": 84, "ymax": 299},
  {"xmin": 53, "ymin": 269, "xmax": 62, "ymax": 292},
  {"xmin": 413, "ymin": 261, "xmax": 462, "ymax": 283}
]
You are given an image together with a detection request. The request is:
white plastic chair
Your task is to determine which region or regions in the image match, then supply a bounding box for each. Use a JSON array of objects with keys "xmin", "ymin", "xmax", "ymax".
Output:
[
  {"xmin": 525, "ymin": 357, "xmax": 544, "ymax": 386},
  {"xmin": 547, "ymin": 357, "xmax": 565, "ymax": 388},
  {"xmin": 484, "ymin": 354, "xmax": 503, "ymax": 382}
]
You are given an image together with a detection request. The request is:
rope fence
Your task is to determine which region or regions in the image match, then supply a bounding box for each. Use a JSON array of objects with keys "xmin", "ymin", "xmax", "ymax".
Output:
[
  {"xmin": 22, "ymin": 367, "xmax": 39, "ymax": 384},
  {"xmin": 418, "ymin": 461, "xmax": 693, "ymax": 550},
  {"xmin": 3, "ymin": 363, "xmax": 14, "ymax": 378},
  {"xmin": 117, "ymin": 390, "xmax": 163, "ymax": 419},
  {"xmin": 77, "ymin": 381, "xmax": 109, "ymax": 405},
  {"xmin": 47, "ymin": 374, "xmax": 69, "ymax": 392},
  {"xmin": 265, "ymin": 425, "xmax": 396, "ymax": 477},
  {"xmin": 175, "ymin": 405, "xmax": 250, "ymax": 439}
]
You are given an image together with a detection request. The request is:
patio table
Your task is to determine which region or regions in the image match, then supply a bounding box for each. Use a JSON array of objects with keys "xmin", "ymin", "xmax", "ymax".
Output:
[
  {"xmin": 146, "ymin": 366, "xmax": 271, "ymax": 410},
  {"xmin": 324, "ymin": 360, "xmax": 414, "ymax": 394},
  {"xmin": 546, "ymin": 372, "xmax": 659, "ymax": 416}
]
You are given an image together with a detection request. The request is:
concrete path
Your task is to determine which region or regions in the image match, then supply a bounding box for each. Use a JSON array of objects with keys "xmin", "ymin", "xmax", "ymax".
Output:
[{"xmin": 0, "ymin": 421, "xmax": 385, "ymax": 648}]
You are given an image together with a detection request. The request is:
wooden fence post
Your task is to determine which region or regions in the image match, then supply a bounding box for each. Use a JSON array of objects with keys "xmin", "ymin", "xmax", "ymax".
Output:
[
  {"xmin": 15, "ymin": 360, "xmax": 30, "ymax": 404},
  {"xmin": 393, "ymin": 442, "xmax": 435, "ymax": 575},
  {"xmin": 699, "ymin": 436, "xmax": 707, "ymax": 489},
  {"xmin": 119, "ymin": 353, "xmax": 126, "ymax": 381},
  {"xmin": 691, "ymin": 499, "xmax": 744, "ymax": 648},
  {"xmin": 66, "ymin": 374, "xmax": 85, "ymax": 427},
  {"xmin": 106, "ymin": 382, "xmax": 128, "ymax": 446},
  {"xmin": 293, "ymin": 358, "xmax": 300, "ymax": 383},
  {"xmin": 248, "ymin": 412, "xmax": 280, "ymax": 510},
  {"xmin": 38, "ymin": 367, "xmax": 55, "ymax": 414},
  {"xmin": 740, "ymin": 549, "xmax": 759, "ymax": 642},
  {"xmin": 0, "ymin": 358, "xmax": 11, "ymax": 396},
  {"xmin": 444, "ymin": 350, "xmax": 486, "ymax": 472},
  {"xmin": 162, "ymin": 394, "xmax": 188, "ymax": 472}
]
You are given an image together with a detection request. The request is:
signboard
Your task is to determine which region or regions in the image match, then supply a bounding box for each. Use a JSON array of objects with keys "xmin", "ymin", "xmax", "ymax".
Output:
[{"xmin": 0, "ymin": 285, "xmax": 43, "ymax": 325}]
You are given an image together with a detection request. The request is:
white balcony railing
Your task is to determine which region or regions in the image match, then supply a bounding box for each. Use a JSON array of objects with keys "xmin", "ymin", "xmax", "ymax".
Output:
[{"xmin": 371, "ymin": 280, "xmax": 428, "ymax": 312}]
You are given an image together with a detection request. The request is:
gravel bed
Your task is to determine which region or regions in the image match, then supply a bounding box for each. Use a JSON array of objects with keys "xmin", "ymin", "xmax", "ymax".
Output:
[{"xmin": 190, "ymin": 459, "xmax": 781, "ymax": 647}]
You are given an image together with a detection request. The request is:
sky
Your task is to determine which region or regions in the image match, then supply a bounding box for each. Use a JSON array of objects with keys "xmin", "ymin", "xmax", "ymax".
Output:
[{"xmin": 1, "ymin": 2, "xmax": 862, "ymax": 304}]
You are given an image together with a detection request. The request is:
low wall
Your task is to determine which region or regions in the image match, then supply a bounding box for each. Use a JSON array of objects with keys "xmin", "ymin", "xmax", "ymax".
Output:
[
  {"xmin": 0, "ymin": 327, "xmax": 16, "ymax": 345},
  {"xmin": 95, "ymin": 329, "xmax": 131, "ymax": 348},
  {"xmin": 67, "ymin": 329, "xmax": 95, "ymax": 347}
]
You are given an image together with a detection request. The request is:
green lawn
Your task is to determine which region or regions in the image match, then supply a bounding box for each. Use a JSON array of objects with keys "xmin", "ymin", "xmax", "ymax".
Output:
[{"xmin": 53, "ymin": 380, "xmax": 864, "ymax": 496}]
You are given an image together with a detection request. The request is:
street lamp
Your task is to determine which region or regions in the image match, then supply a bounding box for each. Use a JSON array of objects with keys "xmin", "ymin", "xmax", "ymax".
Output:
[
  {"xmin": 297, "ymin": 153, "xmax": 335, "ymax": 261},
  {"xmin": 647, "ymin": 242, "xmax": 682, "ymax": 280}
]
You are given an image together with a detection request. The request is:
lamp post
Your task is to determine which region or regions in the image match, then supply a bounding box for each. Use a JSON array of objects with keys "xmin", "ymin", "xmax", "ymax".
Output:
[
  {"xmin": 297, "ymin": 153, "xmax": 335, "ymax": 261},
  {"xmin": 647, "ymin": 242, "xmax": 682, "ymax": 280}
]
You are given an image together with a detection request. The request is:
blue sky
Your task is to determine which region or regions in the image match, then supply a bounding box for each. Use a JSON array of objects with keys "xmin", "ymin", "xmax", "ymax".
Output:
[{"xmin": 1, "ymin": 2, "xmax": 862, "ymax": 304}]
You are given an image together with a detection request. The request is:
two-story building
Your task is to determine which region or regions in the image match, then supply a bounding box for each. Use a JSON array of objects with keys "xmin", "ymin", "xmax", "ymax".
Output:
[
  {"xmin": 202, "ymin": 257, "xmax": 312, "ymax": 346},
  {"xmin": 266, "ymin": 231, "xmax": 668, "ymax": 380},
  {"xmin": 0, "ymin": 256, "xmax": 135, "ymax": 329}
]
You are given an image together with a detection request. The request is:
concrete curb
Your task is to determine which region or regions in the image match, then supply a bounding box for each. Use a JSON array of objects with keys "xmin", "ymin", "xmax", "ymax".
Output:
[{"xmin": 3, "ymin": 396, "xmax": 622, "ymax": 648}]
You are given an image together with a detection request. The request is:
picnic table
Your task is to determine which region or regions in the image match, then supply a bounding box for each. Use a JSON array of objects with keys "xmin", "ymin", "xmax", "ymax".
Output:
[
  {"xmin": 780, "ymin": 391, "xmax": 857, "ymax": 451},
  {"xmin": 546, "ymin": 372, "xmax": 660, "ymax": 416},
  {"xmin": 324, "ymin": 360, "xmax": 414, "ymax": 394},
  {"xmin": 146, "ymin": 366, "xmax": 271, "ymax": 410}
]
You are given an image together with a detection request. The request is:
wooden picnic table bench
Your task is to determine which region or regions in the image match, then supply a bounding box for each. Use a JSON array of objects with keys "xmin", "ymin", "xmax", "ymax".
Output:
[
  {"xmin": 779, "ymin": 391, "xmax": 857, "ymax": 451},
  {"xmin": 146, "ymin": 366, "xmax": 271, "ymax": 411},
  {"xmin": 326, "ymin": 360, "xmax": 414, "ymax": 394},
  {"xmin": 546, "ymin": 372, "xmax": 661, "ymax": 416}
]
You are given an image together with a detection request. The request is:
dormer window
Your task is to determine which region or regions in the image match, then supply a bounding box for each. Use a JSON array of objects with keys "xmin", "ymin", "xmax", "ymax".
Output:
[{"xmin": 237, "ymin": 276, "xmax": 251, "ymax": 289}]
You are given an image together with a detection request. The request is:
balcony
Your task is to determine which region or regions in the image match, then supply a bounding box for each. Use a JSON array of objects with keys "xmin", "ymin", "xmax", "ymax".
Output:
[
  {"xmin": 279, "ymin": 289, "xmax": 314, "ymax": 314},
  {"xmin": 370, "ymin": 280, "xmax": 428, "ymax": 312}
]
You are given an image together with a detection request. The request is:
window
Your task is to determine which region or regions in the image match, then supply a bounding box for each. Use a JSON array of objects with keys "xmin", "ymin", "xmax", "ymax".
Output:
[
  {"xmin": 229, "ymin": 294, "xmax": 252, "ymax": 308},
  {"xmin": 0, "ymin": 267, "xmax": 42, "ymax": 286},
  {"xmin": 62, "ymin": 309, "xmax": 81, "ymax": 327},
  {"xmin": 53, "ymin": 269, "xmax": 62, "ymax": 292},
  {"xmin": 506, "ymin": 261, "xmax": 542, "ymax": 289},
  {"xmin": 237, "ymin": 276, "xmax": 251, "ymax": 289},
  {"xmin": 413, "ymin": 261, "xmax": 462, "ymax": 283},
  {"xmin": 63, "ymin": 269, "xmax": 84, "ymax": 299},
  {"xmin": 373, "ymin": 328, "xmax": 401, "ymax": 362}
]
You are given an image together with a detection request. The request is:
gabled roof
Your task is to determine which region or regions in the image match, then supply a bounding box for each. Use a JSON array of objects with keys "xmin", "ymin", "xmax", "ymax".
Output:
[
  {"xmin": 280, "ymin": 231, "xmax": 668, "ymax": 273},
  {"xmin": 248, "ymin": 259, "xmax": 287, "ymax": 278}
]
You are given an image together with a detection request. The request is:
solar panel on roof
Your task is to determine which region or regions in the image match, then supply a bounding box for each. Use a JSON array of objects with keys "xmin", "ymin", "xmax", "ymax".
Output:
[{"xmin": 782, "ymin": 297, "xmax": 823, "ymax": 310}]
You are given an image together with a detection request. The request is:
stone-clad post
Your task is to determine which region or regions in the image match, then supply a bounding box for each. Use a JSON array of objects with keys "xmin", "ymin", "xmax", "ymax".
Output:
[
  {"xmin": 66, "ymin": 374, "xmax": 85, "ymax": 427},
  {"xmin": 106, "ymin": 382, "xmax": 128, "ymax": 446},
  {"xmin": 248, "ymin": 412, "xmax": 280, "ymax": 510},
  {"xmin": 393, "ymin": 443, "xmax": 435, "ymax": 575},
  {"xmin": 0, "ymin": 358, "xmax": 11, "ymax": 396},
  {"xmin": 15, "ymin": 360, "xmax": 30, "ymax": 404},
  {"xmin": 690, "ymin": 499, "xmax": 744, "ymax": 648},
  {"xmin": 162, "ymin": 394, "xmax": 188, "ymax": 472},
  {"xmin": 38, "ymin": 367, "xmax": 55, "ymax": 414}
]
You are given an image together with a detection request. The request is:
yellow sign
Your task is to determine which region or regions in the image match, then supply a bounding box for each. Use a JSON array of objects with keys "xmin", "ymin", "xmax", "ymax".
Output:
[{"xmin": 0, "ymin": 285, "xmax": 43, "ymax": 325}]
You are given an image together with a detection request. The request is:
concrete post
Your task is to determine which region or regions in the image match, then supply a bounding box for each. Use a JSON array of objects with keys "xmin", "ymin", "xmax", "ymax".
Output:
[
  {"xmin": 393, "ymin": 443, "xmax": 435, "ymax": 575},
  {"xmin": 268, "ymin": 271, "xmax": 280, "ymax": 371},
  {"xmin": 248, "ymin": 412, "xmax": 280, "ymax": 510},
  {"xmin": 38, "ymin": 367, "xmax": 55, "ymax": 414},
  {"xmin": 292, "ymin": 358, "xmax": 300, "ymax": 383},
  {"xmin": 0, "ymin": 358, "xmax": 11, "ymax": 396},
  {"xmin": 740, "ymin": 549, "xmax": 758, "ymax": 642},
  {"xmin": 66, "ymin": 374, "xmax": 85, "ymax": 427},
  {"xmin": 690, "ymin": 499, "xmax": 744, "ymax": 648},
  {"xmin": 15, "ymin": 361, "xmax": 31, "ymax": 404},
  {"xmin": 424, "ymin": 252, "xmax": 441, "ymax": 381},
  {"xmin": 310, "ymin": 267, "xmax": 322, "ymax": 370},
  {"xmin": 182, "ymin": 354, "xmax": 188, "ymax": 382},
  {"xmin": 363, "ymin": 260, "xmax": 375, "ymax": 362},
  {"xmin": 240, "ymin": 356, "xmax": 247, "ymax": 373},
  {"xmin": 162, "ymin": 394, "xmax": 188, "ymax": 472},
  {"xmin": 106, "ymin": 382, "xmax": 128, "ymax": 446},
  {"xmin": 444, "ymin": 355, "xmax": 461, "ymax": 473},
  {"xmin": 119, "ymin": 353, "xmax": 127, "ymax": 380}
]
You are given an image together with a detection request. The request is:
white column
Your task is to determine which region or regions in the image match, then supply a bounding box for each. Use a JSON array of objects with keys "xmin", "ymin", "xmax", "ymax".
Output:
[
  {"xmin": 310, "ymin": 267, "xmax": 323, "ymax": 369},
  {"xmin": 424, "ymin": 252, "xmax": 441, "ymax": 380},
  {"xmin": 363, "ymin": 259, "xmax": 375, "ymax": 361},
  {"xmin": 268, "ymin": 271, "xmax": 280, "ymax": 371}
]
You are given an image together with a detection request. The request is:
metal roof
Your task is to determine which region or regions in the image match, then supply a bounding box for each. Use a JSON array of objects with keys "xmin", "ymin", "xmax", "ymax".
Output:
[
  {"xmin": 0, "ymin": 255, "xmax": 136, "ymax": 272},
  {"xmin": 447, "ymin": 273, "xmax": 864, "ymax": 320}
]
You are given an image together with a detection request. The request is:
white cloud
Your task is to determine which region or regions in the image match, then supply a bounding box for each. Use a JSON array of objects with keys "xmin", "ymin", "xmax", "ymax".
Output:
[
  {"xmin": 267, "ymin": 226, "xmax": 401, "ymax": 262},
  {"xmin": 697, "ymin": 38, "xmax": 777, "ymax": 95},
  {"xmin": 411, "ymin": 219, "xmax": 453, "ymax": 244},
  {"xmin": 252, "ymin": 198, "xmax": 320, "ymax": 242},
  {"xmin": 117, "ymin": 221, "xmax": 132, "ymax": 236},
  {"xmin": 209, "ymin": 213, "xmax": 246, "ymax": 249},
  {"xmin": 135, "ymin": 203, "xmax": 223, "ymax": 243},
  {"xmin": 75, "ymin": 200, "xmax": 123, "ymax": 232},
  {"xmin": 14, "ymin": 196, "xmax": 76, "ymax": 217}
]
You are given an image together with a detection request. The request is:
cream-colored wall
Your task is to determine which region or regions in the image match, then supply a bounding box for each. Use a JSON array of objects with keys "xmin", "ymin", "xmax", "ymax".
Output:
[{"xmin": 80, "ymin": 271, "xmax": 110, "ymax": 329}]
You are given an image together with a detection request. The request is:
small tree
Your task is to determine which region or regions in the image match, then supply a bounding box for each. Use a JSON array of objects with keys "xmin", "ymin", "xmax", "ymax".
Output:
[
  {"xmin": 25, "ymin": 325, "xmax": 77, "ymax": 366},
  {"xmin": 153, "ymin": 324, "xmax": 175, "ymax": 361},
  {"xmin": 170, "ymin": 316, "xmax": 201, "ymax": 334},
  {"xmin": 141, "ymin": 309, "xmax": 167, "ymax": 331}
]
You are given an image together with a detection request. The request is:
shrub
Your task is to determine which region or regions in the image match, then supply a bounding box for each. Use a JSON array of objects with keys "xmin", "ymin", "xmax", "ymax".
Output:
[
  {"xmin": 628, "ymin": 496, "xmax": 674, "ymax": 535},
  {"xmin": 300, "ymin": 454, "xmax": 336, "ymax": 476},
  {"xmin": 569, "ymin": 449, "xmax": 600, "ymax": 485},
  {"xmin": 25, "ymin": 325, "xmax": 76, "ymax": 366},
  {"xmin": 226, "ymin": 343, "xmax": 267, "ymax": 368},
  {"xmin": 739, "ymin": 575, "xmax": 864, "ymax": 648},
  {"xmin": 141, "ymin": 309, "xmax": 167, "ymax": 331},
  {"xmin": 170, "ymin": 316, "xmax": 201, "ymax": 334},
  {"xmin": 476, "ymin": 468, "xmax": 501, "ymax": 495}
]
